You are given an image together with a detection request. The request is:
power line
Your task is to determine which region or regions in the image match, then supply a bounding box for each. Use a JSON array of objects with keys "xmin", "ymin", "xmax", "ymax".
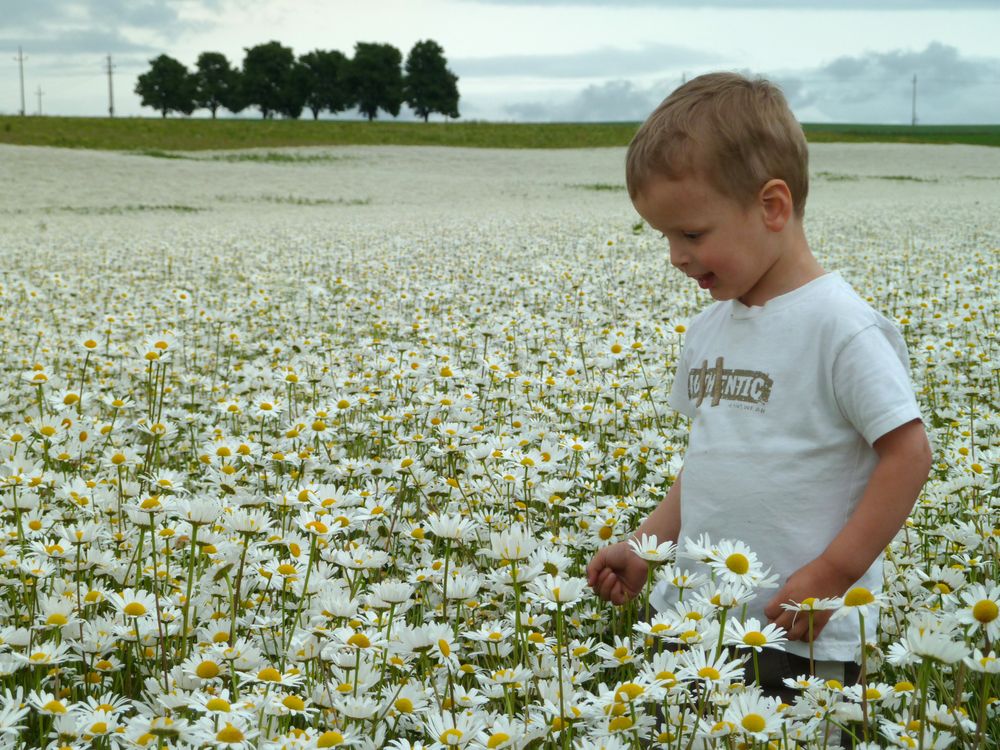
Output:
[
  {"xmin": 105, "ymin": 54, "xmax": 115, "ymax": 118},
  {"xmin": 14, "ymin": 46, "xmax": 27, "ymax": 117}
]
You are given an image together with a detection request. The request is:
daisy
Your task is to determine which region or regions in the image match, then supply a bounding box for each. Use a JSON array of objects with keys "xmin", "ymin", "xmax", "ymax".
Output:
[
  {"xmin": 15, "ymin": 641, "xmax": 75, "ymax": 667},
  {"xmin": 701, "ymin": 539, "xmax": 775, "ymax": 587},
  {"xmin": 720, "ymin": 689, "xmax": 783, "ymax": 742},
  {"xmin": 265, "ymin": 691, "xmax": 317, "ymax": 720},
  {"xmin": 425, "ymin": 512, "xmax": 476, "ymax": 543},
  {"xmin": 905, "ymin": 617, "xmax": 968, "ymax": 665},
  {"xmin": 653, "ymin": 563, "xmax": 707, "ymax": 598},
  {"xmin": 595, "ymin": 636, "xmax": 641, "ymax": 669},
  {"xmin": 527, "ymin": 574, "xmax": 587, "ymax": 609},
  {"xmin": 954, "ymin": 582, "xmax": 1000, "ymax": 639},
  {"xmin": 677, "ymin": 646, "xmax": 746, "ymax": 688},
  {"xmin": 105, "ymin": 588, "xmax": 158, "ymax": 621},
  {"xmin": 631, "ymin": 612, "xmax": 678, "ymax": 641},
  {"xmin": 626, "ymin": 533, "xmax": 676, "ymax": 563},
  {"xmin": 28, "ymin": 690, "xmax": 73, "ymax": 716},
  {"xmin": 723, "ymin": 617, "xmax": 788, "ymax": 652},
  {"xmin": 637, "ymin": 650, "xmax": 684, "ymax": 694},
  {"xmin": 0, "ymin": 693, "xmax": 28, "ymax": 739},
  {"xmin": 238, "ymin": 665, "xmax": 306, "ymax": 689},
  {"xmin": 474, "ymin": 713, "xmax": 547, "ymax": 750},
  {"xmin": 829, "ymin": 587, "xmax": 886, "ymax": 622},
  {"xmin": 75, "ymin": 709, "xmax": 123, "ymax": 746},
  {"xmin": 486, "ymin": 525, "xmax": 538, "ymax": 563},
  {"xmin": 192, "ymin": 714, "xmax": 259, "ymax": 750}
]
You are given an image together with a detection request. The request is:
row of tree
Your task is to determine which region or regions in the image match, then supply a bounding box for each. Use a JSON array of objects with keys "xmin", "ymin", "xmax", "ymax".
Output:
[{"xmin": 135, "ymin": 40, "xmax": 460, "ymax": 121}]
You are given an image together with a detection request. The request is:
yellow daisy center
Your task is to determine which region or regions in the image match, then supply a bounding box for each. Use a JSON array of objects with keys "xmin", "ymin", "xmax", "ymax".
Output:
[
  {"xmin": 725, "ymin": 553, "xmax": 749, "ymax": 575},
  {"xmin": 741, "ymin": 714, "xmax": 766, "ymax": 733},
  {"xmin": 216, "ymin": 724, "xmax": 244, "ymax": 743},
  {"xmin": 347, "ymin": 633, "xmax": 370, "ymax": 649},
  {"xmin": 439, "ymin": 728, "xmax": 463, "ymax": 745},
  {"xmin": 843, "ymin": 587, "xmax": 874, "ymax": 607},
  {"xmin": 973, "ymin": 600, "xmax": 998, "ymax": 623},
  {"xmin": 196, "ymin": 661, "xmax": 221, "ymax": 679}
]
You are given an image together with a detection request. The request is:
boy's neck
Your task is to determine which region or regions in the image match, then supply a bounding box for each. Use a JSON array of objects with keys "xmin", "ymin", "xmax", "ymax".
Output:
[{"xmin": 740, "ymin": 223, "xmax": 824, "ymax": 307}]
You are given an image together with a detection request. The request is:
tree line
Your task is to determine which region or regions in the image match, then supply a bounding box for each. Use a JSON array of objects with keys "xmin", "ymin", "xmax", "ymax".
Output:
[{"xmin": 134, "ymin": 40, "xmax": 460, "ymax": 122}]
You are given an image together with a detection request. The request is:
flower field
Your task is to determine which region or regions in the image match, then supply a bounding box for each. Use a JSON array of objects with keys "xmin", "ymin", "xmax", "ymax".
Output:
[{"xmin": 0, "ymin": 143, "xmax": 997, "ymax": 749}]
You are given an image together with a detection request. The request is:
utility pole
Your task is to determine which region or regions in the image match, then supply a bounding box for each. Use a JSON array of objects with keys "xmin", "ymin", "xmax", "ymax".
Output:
[
  {"xmin": 14, "ymin": 46, "xmax": 27, "ymax": 116},
  {"xmin": 911, "ymin": 74, "xmax": 917, "ymax": 127},
  {"xmin": 106, "ymin": 54, "xmax": 115, "ymax": 117},
  {"xmin": 35, "ymin": 85, "xmax": 43, "ymax": 115}
]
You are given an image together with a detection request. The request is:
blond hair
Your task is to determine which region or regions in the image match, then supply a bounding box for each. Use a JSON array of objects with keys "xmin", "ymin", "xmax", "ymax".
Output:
[{"xmin": 626, "ymin": 72, "xmax": 809, "ymax": 217}]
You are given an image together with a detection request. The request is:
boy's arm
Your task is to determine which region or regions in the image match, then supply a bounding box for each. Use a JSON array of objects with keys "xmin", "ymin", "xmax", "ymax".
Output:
[
  {"xmin": 764, "ymin": 419, "xmax": 931, "ymax": 640},
  {"xmin": 632, "ymin": 468, "xmax": 682, "ymax": 544},
  {"xmin": 588, "ymin": 470, "xmax": 682, "ymax": 604}
]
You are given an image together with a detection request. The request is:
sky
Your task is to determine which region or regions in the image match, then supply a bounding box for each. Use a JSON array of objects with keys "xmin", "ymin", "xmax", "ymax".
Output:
[{"xmin": 2, "ymin": 0, "xmax": 999, "ymax": 124}]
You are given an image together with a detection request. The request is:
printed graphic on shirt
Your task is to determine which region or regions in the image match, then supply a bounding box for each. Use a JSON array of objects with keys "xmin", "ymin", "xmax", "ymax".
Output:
[{"xmin": 687, "ymin": 357, "xmax": 773, "ymax": 409}]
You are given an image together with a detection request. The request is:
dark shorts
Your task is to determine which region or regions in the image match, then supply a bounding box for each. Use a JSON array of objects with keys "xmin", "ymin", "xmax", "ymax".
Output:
[{"xmin": 749, "ymin": 648, "xmax": 862, "ymax": 705}]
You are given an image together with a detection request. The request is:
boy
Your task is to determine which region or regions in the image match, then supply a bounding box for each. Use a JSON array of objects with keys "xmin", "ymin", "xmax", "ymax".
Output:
[{"xmin": 586, "ymin": 73, "xmax": 931, "ymax": 698}]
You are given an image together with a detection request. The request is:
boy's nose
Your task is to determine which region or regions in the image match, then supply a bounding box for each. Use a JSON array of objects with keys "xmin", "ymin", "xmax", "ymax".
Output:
[{"xmin": 669, "ymin": 243, "xmax": 688, "ymax": 269}]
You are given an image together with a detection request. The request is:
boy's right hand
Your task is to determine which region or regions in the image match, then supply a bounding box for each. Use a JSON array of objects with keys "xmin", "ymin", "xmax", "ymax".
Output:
[{"xmin": 586, "ymin": 541, "xmax": 649, "ymax": 605}]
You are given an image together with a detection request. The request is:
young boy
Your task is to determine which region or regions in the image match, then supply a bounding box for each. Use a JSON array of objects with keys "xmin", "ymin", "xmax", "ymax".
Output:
[{"xmin": 586, "ymin": 72, "xmax": 932, "ymax": 698}]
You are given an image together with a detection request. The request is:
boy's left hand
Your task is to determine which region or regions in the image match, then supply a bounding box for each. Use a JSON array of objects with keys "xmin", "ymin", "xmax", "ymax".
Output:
[{"xmin": 763, "ymin": 556, "xmax": 856, "ymax": 642}]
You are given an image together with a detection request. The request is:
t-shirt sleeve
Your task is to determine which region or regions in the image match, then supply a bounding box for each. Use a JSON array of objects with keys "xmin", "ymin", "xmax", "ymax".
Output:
[
  {"xmin": 668, "ymin": 338, "xmax": 696, "ymax": 419},
  {"xmin": 832, "ymin": 322, "xmax": 922, "ymax": 445}
]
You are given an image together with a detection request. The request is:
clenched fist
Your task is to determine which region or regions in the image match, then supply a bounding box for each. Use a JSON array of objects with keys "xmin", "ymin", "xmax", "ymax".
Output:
[{"xmin": 586, "ymin": 541, "xmax": 649, "ymax": 605}]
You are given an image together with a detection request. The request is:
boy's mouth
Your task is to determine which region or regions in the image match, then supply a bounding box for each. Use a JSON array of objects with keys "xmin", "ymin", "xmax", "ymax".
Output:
[{"xmin": 695, "ymin": 273, "xmax": 716, "ymax": 290}]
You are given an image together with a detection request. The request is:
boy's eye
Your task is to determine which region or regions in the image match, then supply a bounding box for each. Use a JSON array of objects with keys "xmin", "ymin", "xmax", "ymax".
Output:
[{"xmin": 682, "ymin": 232, "xmax": 702, "ymax": 240}]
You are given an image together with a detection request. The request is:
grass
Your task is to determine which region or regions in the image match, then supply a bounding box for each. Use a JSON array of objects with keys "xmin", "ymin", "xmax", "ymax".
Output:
[
  {"xmin": 813, "ymin": 171, "xmax": 940, "ymax": 183},
  {"xmin": 216, "ymin": 193, "xmax": 371, "ymax": 206},
  {"xmin": 800, "ymin": 123, "xmax": 1000, "ymax": 148},
  {"xmin": 0, "ymin": 116, "xmax": 638, "ymax": 151},
  {"xmin": 1, "ymin": 116, "xmax": 999, "ymax": 152},
  {"xmin": 570, "ymin": 183, "xmax": 626, "ymax": 191},
  {"xmin": 0, "ymin": 203, "xmax": 206, "ymax": 216}
]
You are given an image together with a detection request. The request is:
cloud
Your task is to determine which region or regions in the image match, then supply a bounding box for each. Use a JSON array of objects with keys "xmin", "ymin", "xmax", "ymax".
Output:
[
  {"xmin": 504, "ymin": 79, "xmax": 671, "ymax": 122},
  {"xmin": 0, "ymin": 0, "xmax": 227, "ymax": 57},
  {"xmin": 777, "ymin": 42, "xmax": 1000, "ymax": 123},
  {"xmin": 496, "ymin": 43, "xmax": 1000, "ymax": 124},
  {"xmin": 1, "ymin": 30, "xmax": 159, "ymax": 59},
  {"xmin": 463, "ymin": 0, "xmax": 997, "ymax": 8},
  {"xmin": 455, "ymin": 43, "xmax": 724, "ymax": 79}
]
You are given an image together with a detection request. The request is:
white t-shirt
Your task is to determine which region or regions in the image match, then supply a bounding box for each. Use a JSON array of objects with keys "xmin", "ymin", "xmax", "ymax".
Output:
[{"xmin": 652, "ymin": 272, "xmax": 922, "ymax": 661}]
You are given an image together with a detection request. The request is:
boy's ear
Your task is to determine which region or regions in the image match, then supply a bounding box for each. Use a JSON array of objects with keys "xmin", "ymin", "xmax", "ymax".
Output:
[{"xmin": 758, "ymin": 179, "xmax": 794, "ymax": 232}]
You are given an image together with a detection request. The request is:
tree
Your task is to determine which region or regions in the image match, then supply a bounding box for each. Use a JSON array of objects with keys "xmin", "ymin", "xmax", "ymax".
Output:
[
  {"xmin": 298, "ymin": 49, "xmax": 351, "ymax": 120},
  {"xmin": 193, "ymin": 52, "xmax": 243, "ymax": 118},
  {"xmin": 404, "ymin": 40, "xmax": 460, "ymax": 122},
  {"xmin": 347, "ymin": 42, "xmax": 403, "ymax": 121},
  {"xmin": 281, "ymin": 60, "xmax": 310, "ymax": 120},
  {"xmin": 242, "ymin": 41, "xmax": 296, "ymax": 119},
  {"xmin": 135, "ymin": 55, "xmax": 195, "ymax": 118}
]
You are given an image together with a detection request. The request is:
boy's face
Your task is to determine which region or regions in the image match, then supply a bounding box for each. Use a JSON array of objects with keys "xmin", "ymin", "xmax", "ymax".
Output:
[{"xmin": 632, "ymin": 173, "xmax": 785, "ymax": 307}]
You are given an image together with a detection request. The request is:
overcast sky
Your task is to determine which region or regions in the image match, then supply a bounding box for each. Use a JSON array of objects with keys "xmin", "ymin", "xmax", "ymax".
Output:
[{"xmin": 2, "ymin": 0, "xmax": 999, "ymax": 123}]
